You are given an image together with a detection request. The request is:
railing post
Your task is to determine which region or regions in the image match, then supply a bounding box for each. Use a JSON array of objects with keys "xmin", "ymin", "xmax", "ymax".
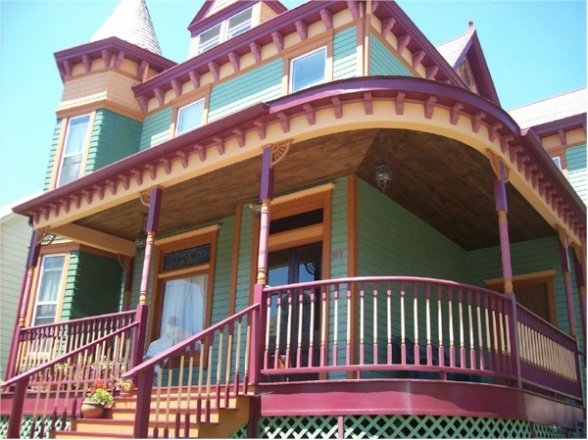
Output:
[
  {"xmin": 133, "ymin": 369, "xmax": 154, "ymax": 439},
  {"xmin": 506, "ymin": 292, "xmax": 522, "ymax": 388},
  {"xmin": 131, "ymin": 304, "xmax": 149, "ymax": 369},
  {"xmin": 249, "ymin": 285, "xmax": 265, "ymax": 386},
  {"xmin": 7, "ymin": 376, "xmax": 30, "ymax": 438}
]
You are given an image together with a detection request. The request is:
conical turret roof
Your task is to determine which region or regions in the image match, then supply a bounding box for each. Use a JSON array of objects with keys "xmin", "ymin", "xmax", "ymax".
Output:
[{"xmin": 91, "ymin": 0, "xmax": 161, "ymax": 55}]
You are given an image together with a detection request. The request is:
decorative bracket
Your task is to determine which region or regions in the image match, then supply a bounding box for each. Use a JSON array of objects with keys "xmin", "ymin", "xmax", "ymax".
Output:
[
  {"xmin": 487, "ymin": 150, "xmax": 509, "ymax": 181},
  {"xmin": 270, "ymin": 139, "xmax": 293, "ymax": 168}
]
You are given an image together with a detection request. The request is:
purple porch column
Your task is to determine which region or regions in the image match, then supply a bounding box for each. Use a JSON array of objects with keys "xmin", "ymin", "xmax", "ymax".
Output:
[
  {"xmin": 493, "ymin": 161, "xmax": 514, "ymax": 294},
  {"xmin": 131, "ymin": 187, "xmax": 163, "ymax": 368},
  {"xmin": 249, "ymin": 147, "xmax": 274, "ymax": 390},
  {"xmin": 5, "ymin": 231, "xmax": 40, "ymax": 380},
  {"xmin": 558, "ymin": 235, "xmax": 577, "ymax": 338}
]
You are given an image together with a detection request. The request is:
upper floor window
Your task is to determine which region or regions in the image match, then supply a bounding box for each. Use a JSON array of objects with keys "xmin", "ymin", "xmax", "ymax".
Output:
[
  {"xmin": 32, "ymin": 254, "xmax": 66, "ymax": 326},
  {"xmin": 57, "ymin": 115, "xmax": 90, "ymax": 187},
  {"xmin": 290, "ymin": 47, "xmax": 327, "ymax": 93},
  {"xmin": 197, "ymin": 7, "xmax": 253, "ymax": 54},
  {"xmin": 176, "ymin": 99, "xmax": 205, "ymax": 135}
]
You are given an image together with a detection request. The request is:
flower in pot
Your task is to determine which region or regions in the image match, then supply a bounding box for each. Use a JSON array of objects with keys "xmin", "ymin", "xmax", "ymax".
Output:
[
  {"xmin": 81, "ymin": 380, "xmax": 114, "ymax": 418},
  {"xmin": 115, "ymin": 378, "xmax": 136, "ymax": 397}
]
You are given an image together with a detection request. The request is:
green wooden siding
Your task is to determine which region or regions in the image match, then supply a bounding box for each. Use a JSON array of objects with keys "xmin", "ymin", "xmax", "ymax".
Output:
[
  {"xmin": 330, "ymin": 177, "xmax": 348, "ymax": 278},
  {"xmin": 61, "ymin": 251, "xmax": 122, "ymax": 320},
  {"xmin": 139, "ymin": 107, "xmax": 173, "ymax": 150},
  {"xmin": 235, "ymin": 204, "xmax": 255, "ymax": 312},
  {"xmin": 42, "ymin": 119, "xmax": 63, "ymax": 191},
  {"xmin": 211, "ymin": 216, "xmax": 235, "ymax": 324},
  {"xmin": 357, "ymin": 179, "xmax": 466, "ymax": 279},
  {"xmin": 208, "ymin": 59, "xmax": 282, "ymax": 122},
  {"xmin": 565, "ymin": 144, "xmax": 586, "ymax": 204},
  {"xmin": 85, "ymin": 109, "xmax": 141, "ymax": 172},
  {"xmin": 333, "ymin": 27, "xmax": 358, "ymax": 80},
  {"xmin": 369, "ymin": 34, "xmax": 413, "ymax": 77}
]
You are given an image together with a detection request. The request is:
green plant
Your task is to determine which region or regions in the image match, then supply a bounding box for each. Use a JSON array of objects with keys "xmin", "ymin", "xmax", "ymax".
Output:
[{"xmin": 85, "ymin": 380, "xmax": 114, "ymax": 408}]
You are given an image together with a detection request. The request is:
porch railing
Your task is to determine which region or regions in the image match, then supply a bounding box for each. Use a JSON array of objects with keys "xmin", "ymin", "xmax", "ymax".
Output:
[
  {"xmin": 122, "ymin": 304, "xmax": 257, "ymax": 439},
  {"xmin": 261, "ymin": 276, "xmax": 583, "ymax": 402},
  {"xmin": 2, "ymin": 321, "xmax": 137, "ymax": 438},
  {"xmin": 10, "ymin": 310, "xmax": 136, "ymax": 376}
]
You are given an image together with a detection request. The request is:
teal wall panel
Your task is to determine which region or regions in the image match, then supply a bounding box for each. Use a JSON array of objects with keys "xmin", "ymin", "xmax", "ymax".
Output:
[
  {"xmin": 369, "ymin": 34, "xmax": 413, "ymax": 76},
  {"xmin": 209, "ymin": 59, "xmax": 282, "ymax": 121},
  {"xmin": 43, "ymin": 119, "xmax": 63, "ymax": 191},
  {"xmin": 60, "ymin": 251, "xmax": 79, "ymax": 321},
  {"xmin": 235, "ymin": 205, "xmax": 255, "ymax": 312},
  {"xmin": 358, "ymin": 178, "xmax": 466, "ymax": 279},
  {"xmin": 330, "ymin": 177, "xmax": 348, "ymax": 278},
  {"xmin": 139, "ymin": 107, "xmax": 173, "ymax": 150},
  {"xmin": 565, "ymin": 144, "xmax": 586, "ymax": 204},
  {"xmin": 85, "ymin": 109, "xmax": 141, "ymax": 172},
  {"xmin": 333, "ymin": 26, "xmax": 358, "ymax": 80},
  {"xmin": 211, "ymin": 216, "xmax": 235, "ymax": 324},
  {"xmin": 65, "ymin": 251, "xmax": 123, "ymax": 319}
]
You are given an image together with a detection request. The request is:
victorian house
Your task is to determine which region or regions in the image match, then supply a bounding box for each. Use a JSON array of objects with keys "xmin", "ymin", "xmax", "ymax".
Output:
[{"xmin": 1, "ymin": 0, "xmax": 586, "ymax": 438}]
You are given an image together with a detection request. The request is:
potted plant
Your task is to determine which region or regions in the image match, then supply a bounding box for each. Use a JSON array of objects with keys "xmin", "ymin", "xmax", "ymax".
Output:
[
  {"xmin": 81, "ymin": 380, "xmax": 114, "ymax": 418},
  {"xmin": 115, "ymin": 378, "xmax": 136, "ymax": 397}
]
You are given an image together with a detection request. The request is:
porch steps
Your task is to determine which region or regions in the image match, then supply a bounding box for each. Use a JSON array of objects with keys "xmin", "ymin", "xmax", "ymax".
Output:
[{"xmin": 51, "ymin": 392, "xmax": 250, "ymax": 438}]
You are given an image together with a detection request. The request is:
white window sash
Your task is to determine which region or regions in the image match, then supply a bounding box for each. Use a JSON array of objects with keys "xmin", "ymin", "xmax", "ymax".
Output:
[
  {"xmin": 176, "ymin": 98, "xmax": 206, "ymax": 135},
  {"xmin": 32, "ymin": 254, "xmax": 66, "ymax": 327},
  {"xmin": 290, "ymin": 47, "xmax": 327, "ymax": 93},
  {"xmin": 57, "ymin": 114, "xmax": 90, "ymax": 187}
]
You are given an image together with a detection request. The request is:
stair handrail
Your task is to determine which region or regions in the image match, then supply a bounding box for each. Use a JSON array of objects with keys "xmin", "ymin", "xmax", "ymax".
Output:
[
  {"xmin": 2, "ymin": 321, "xmax": 138, "ymax": 439},
  {"xmin": 122, "ymin": 303, "xmax": 259, "ymax": 439}
]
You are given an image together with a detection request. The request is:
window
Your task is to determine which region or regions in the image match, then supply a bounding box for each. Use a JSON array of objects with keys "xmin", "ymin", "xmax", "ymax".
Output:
[
  {"xmin": 57, "ymin": 115, "xmax": 90, "ymax": 187},
  {"xmin": 176, "ymin": 99, "xmax": 205, "ymax": 135},
  {"xmin": 197, "ymin": 7, "xmax": 253, "ymax": 54},
  {"xmin": 32, "ymin": 255, "xmax": 65, "ymax": 326},
  {"xmin": 552, "ymin": 156, "xmax": 563, "ymax": 170},
  {"xmin": 290, "ymin": 47, "xmax": 327, "ymax": 92}
]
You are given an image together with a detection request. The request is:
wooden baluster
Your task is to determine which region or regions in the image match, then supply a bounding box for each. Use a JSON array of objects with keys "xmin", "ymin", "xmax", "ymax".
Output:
[
  {"xmin": 458, "ymin": 288, "xmax": 465, "ymax": 369},
  {"xmin": 483, "ymin": 295, "xmax": 493, "ymax": 372},
  {"xmin": 387, "ymin": 284, "xmax": 393, "ymax": 365},
  {"xmin": 216, "ymin": 330, "xmax": 224, "ymax": 410},
  {"xmin": 224, "ymin": 324, "xmax": 233, "ymax": 408},
  {"xmin": 360, "ymin": 285, "xmax": 365, "ymax": 365},
  {"xmin": 176, "ymin": 354, "xmax": 185, "ymax": 438},
  {"xmin": 234, "ymin": 320, "xmax": 242, "ymax": 395},
  {"xmin": 467, "ymin": 290, "xmax": 475, "ymax": 370},
  {"xmin": 400, "ymin": 285, "xmax": 406, "ymax": 365},
  {"xmin": 165, "ymin": 365, "xmax": 174, "ymax": 436},
  {"xmin": 186, "ymin": 355, "xmax": 194, "ymax": 436},
  {"xmin": 285, "ymin": 292, "xmax": 293, "ymax": 369},
  {"xmin": 333, "ymin": 288, "xmax": 339, "ymax": 367},
  {"xmin": 373, "ymin": 287, "xmax": 378, "ymax": 365},
  {"xmin": 498, "ymin": 298, "xmax": 507, "ymax": 374},
  {"xmin": 264, "ymin": 296, "xmax": 271, "ymax": 369},
  {"xmin": 448, "ymin": 288, "xmax": 455, "ymax": 369},
  {"xmin": 413, "ymin": 282, "xmax": 420, "ymax": 366},
  {"xmin": 243, "ymin": 321, "xmax": 251, "ymax": 395},
  {"xmin": 425, "ymin": 284, "xmax": 432, "ymax": 366},
  {"xmin": 206, "ymin": 337, "xmax": 213, "ymax": 423},
  {"xmin": 346, "ymin": 288, "xmax": 352, "ymax": 366},
  {"xmin": 274, "ymin": 296, "xmax": 282, "ymax": 369},
  {"xmin": 308, "ymin": 291, "xmax": 315, "ymax": 367},
  {"xmin": 196, "ymin": 339, "xmax": 205, "ymax": 423},
  {"xmin": 296, "ymin": 291, "xmax": 303, "ymax": 368},
  {"xmin": 437, "ymin": 285, "xmax": 445, "ymax": 376},
  {"xmin": 320, "ymin": 290, "xmax": 327, "ymax": 368},
  {"xmin": 490, "ymin": 296, "xmax": 500, "ymax": 373},
  {"xmin": 476, "ymin": 292, "xmax": 484, "ymax": 370},
  {"xmin": 153, "ymin": 362, "xmax": 163, "ymax": 438}
]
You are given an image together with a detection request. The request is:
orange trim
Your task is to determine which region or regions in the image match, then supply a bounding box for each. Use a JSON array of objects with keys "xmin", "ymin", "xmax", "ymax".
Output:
[{"xmin": 228, "ymin": 204, "xmax": 243, "ymax": 314}]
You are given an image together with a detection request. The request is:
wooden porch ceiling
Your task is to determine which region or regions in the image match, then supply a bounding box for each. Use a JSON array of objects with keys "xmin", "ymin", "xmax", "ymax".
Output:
[{"xmin": 75, "ymin": 129, "xmax": 553, "ymax": 251}]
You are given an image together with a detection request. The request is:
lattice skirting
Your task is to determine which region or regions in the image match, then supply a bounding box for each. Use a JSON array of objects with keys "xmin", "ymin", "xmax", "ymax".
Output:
[
  {"xmin": 0, "ymin": 415, "xmax": 71, "ymax": 439},
  {"xmin": 228, "ymin": 415, "xmax": 584, "ymax": 439}
]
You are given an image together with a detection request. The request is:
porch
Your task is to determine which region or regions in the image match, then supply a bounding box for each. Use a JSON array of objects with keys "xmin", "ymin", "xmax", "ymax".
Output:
[{"xmin": 1, "ymin": 276, "xmax": 584, "ymax": 438}]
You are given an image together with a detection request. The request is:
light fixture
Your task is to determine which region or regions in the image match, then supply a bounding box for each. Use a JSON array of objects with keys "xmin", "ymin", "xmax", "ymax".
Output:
[
  {"xmin": 249, "ymin": 198, "xmax": 263, "ymax": 217},
  {"xmin": 375, "ymin": 163, "xmax": 392, "ymax": 193},
  {"xmin": 134, "ymin": 213, "xmax": 147, "ymax": 250}
]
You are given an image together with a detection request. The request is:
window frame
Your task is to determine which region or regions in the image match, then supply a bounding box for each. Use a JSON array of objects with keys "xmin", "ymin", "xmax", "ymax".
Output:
[
  {"xmin": 289, "ymin": 46, "xmax": 328, "ymax": 93},
  {"xmin": 31, "ymin": 254, "xmax": 67, "ymax": 327},
  {"xmin": 175, "ymin": 98, "xmax": 206, "ymax": 136},
  {"xmin": 197, "ymin": 6, "xmax": 253, "ymax": 54},
  {"xmin": 56, "ymin": 114, "xmax": 91, "ymax": 187}
]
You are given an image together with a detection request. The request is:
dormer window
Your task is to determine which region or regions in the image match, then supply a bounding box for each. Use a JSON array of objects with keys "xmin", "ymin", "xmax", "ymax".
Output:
[
  {"xmin": 197, "ymin": 7, "xmax": 253, "ymax": 54},
  {"xmin": 290, "ymin": 47, "xmax": 327, "ymax": 93},
  {"xmin": 176, "ymin": 99, "xmax": 205, "ymax": 135},
  {"xmin": 57, "ymin": 114, "xmax": 90, "ymax": 187}
]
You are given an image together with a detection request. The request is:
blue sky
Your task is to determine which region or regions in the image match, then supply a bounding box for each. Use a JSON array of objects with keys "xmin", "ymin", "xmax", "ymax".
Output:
[{"xmin": 0, "ymin": 0, "xmax": 585, "ymax": 209}]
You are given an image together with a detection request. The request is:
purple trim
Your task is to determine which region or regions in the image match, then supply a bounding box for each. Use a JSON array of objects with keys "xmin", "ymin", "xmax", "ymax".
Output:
[
  {"xmin": 25, "ymin": 231, "xmax": 40, "ymax": 271},
  {"xmin": 54, "ymin": 37, "xmax": 175, "ymax": 77},
  {"xmin": 525, "ymin": 113, "xmax": 587, "ymax": 137},
  {"xmin": 260, "ymin": 147, "xmax": 274, "ymax": 200},
  {"xmin": 146, "ymin": 187, "xmax": 163, "ymax": 232},
  {"xmin": 258, "ymin": 380, "xmax": 584, "ymax": 427},
  {"xmin": 134, "ymin": 1, "xmax": 348, "ymax": 99}
]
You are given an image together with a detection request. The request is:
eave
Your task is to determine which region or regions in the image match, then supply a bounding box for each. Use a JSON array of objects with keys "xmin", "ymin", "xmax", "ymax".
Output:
[
  {"xmin": 14, "ymin": 77, "xmax": 586, "ymax": 246},
  {"xmin": 54, "ymin": 37, "xmax": 176, "ymax": 82},
  {"xmin": 524, "ymin": 113, "xmax": 587, "ymax": 138}
]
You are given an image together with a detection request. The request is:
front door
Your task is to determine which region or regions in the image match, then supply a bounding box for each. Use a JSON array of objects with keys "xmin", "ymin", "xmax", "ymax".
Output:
[{"xmin": 267, "ymin": 243, "xmax": 322, "ymax": 373}]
